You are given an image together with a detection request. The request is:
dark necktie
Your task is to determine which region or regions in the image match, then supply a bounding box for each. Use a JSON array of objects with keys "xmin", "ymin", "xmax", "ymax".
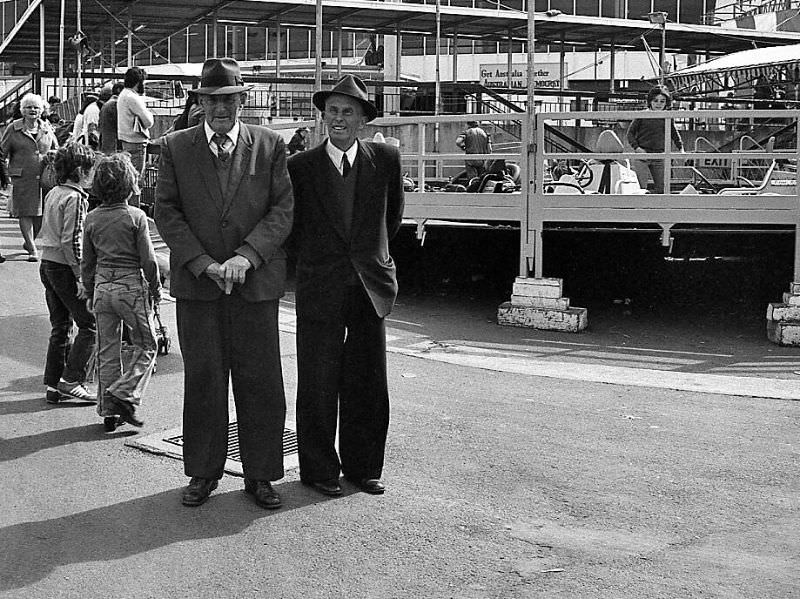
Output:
[
  {"xmin": 212, "ymin": 133, "xmax": 231, "ymax": 163},
  {"xmin": 341, "ymin": 153, "xmax": 351, "ymax": 178}
]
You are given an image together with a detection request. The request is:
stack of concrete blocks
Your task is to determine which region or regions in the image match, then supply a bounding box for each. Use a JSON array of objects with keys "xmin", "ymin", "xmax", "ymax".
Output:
[
  {"xmin": 497, "ymin": 277, "xmax": 588, "ymax": 333},
  {"xmin": 767, "ymin": 282, "xmax": 800, "ymax": 345}
]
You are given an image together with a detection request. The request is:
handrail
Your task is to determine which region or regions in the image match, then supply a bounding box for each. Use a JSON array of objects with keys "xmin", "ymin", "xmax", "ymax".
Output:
[{"xmin": 0, "ymin": 74, "xmax": 36, "ymax": 124}]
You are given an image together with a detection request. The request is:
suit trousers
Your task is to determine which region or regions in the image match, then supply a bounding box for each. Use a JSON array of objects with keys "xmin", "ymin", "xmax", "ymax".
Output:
[
  {"xmin": 176, "ymin": 294, "xmax": 286, "ymax": 481},
  {"xmin": 296, "ymin": 284, "xmax": 390, "ymax": 482}
]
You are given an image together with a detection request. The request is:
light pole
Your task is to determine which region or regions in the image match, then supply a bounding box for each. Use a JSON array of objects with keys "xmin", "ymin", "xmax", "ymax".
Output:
[{"xmin": 648, "ymin": 11, "xmax": 668, "ymax": 85}]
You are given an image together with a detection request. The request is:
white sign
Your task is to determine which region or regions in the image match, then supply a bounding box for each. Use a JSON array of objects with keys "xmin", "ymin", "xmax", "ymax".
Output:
[{"xmin": 479, "ymin": 62, "xmax": 565, "ymax": 90}]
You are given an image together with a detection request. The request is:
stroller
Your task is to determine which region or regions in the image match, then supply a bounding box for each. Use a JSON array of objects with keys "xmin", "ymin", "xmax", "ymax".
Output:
[{"xmin": 153, "ymin": 300, "xmax": 171, "ymax": 356}]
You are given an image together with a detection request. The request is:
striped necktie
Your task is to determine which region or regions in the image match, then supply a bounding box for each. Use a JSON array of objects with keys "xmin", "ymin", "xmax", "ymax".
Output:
[{"xmin": 212, "ymin": 133, "xmax": 231, "ymax": 163}]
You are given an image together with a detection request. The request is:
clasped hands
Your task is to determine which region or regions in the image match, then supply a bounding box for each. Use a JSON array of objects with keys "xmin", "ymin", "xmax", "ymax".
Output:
[{"xmin": 205, "ymin": 255, "xmax": 252, "ymax": 294}]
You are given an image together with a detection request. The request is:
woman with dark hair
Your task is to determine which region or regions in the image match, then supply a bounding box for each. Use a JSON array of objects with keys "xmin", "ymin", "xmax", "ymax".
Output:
[
  {"xmin": 82, "ymin": 153, "xmax": 161, "ymax": 431},
  {"xmin": 38, "ymin": 142, "xmax": 97, "ymax": 404},
  {"xmin": 626, "ymin": 85, "xmax": 684, "ymax": 194},
  {"xmin": 0, "ymin": 93, "xmax": 59, "ymax": 260}
]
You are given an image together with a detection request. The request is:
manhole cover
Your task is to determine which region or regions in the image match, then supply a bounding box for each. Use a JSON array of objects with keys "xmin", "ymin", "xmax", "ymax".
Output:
[{"xmin": 163, "ymin": 422, "xmax": 298, "ymax": 462}]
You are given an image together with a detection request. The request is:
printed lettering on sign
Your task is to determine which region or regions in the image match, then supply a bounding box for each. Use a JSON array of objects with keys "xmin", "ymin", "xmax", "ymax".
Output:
[{"xmin": 480, "ymin": 62, "xmax": 565, "ymax": 90}]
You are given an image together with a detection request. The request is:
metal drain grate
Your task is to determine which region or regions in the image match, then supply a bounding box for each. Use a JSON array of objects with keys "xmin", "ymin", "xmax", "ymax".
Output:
[{"xmin": 164, "ymin": 422, "xmax": 298, "ymax": 462}]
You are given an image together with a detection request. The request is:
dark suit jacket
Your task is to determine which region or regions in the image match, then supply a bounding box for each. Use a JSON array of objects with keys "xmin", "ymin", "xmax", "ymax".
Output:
[
  {"xmin": 154, "ymin": 123, "xmax": 294, "ymax": 302},
  {"xmin": 287, "ymin": 140, "xmax": 404, "ymax": 320}
]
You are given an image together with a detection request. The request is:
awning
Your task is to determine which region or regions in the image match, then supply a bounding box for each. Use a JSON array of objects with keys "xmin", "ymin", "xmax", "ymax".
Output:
[{"xmin": 667, "ymin": 44, "xmax": 800, "ymax": 92}]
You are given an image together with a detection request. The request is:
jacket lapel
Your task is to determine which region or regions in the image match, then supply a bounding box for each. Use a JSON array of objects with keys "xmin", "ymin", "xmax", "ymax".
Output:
[
  {"xmin": 221, "ymin": 124, "xmax": 253, "ymax": 217},
  {"xmin": 191, "ymin": 126, "xmax": 224, "ymax": 214}
]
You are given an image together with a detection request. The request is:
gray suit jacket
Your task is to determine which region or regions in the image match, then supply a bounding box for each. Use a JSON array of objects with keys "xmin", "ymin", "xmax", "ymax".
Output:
[{"xmin": 154, "ymin": 122, "xmax": 294, "ymax": 302}]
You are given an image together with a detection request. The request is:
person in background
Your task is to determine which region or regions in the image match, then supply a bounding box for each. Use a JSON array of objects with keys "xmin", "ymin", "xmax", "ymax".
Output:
[
  {"xmin": 82, "ymin": 153, "xmax": 160, "ymax": 432},
  {"xmin": 456, "ymin": 120, "xmax": 491, "ymax": 181},
  {"xmin": 98, "ymin": 82, "xmax": 124, "ymax": 154},
  {"xmin": 0, "ymin": 93, "xmax": 59, "ymax": 261},
  {"xmin": 69, "ymin": 93, "xmax": 98, "ymax": 144},
  {"xmin": 81, "ymin": 84, "xmax": 112, "ymax": 150},
  {"xmin": 287, "ymin": 126, "xmax": 309, "ymax": 155},
  {"xmin": 287, "ymin": 74, "xmax": 405, "ymax": 497},
  {"xmin": 38, "ymin": 142, "xmax": 97, "ymax": 404},
  {"xmin": 117, "ymin": 67, "xmax": 154, "ymax": 206},
  {"xmin": 171, "ymin": 94, "xmax": 205, "ymax": 132},
  {"xmin": 155, "ymin": 57, "xmax": 293, "ymax": 510},
  {"xmin": 626, "ymin": 85, "xmax": 683, "ymax": 194}
]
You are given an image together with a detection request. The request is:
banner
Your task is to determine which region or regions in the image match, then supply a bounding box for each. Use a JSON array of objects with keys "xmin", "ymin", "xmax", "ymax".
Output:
[{"xmin": 479, "ymin": 62, "xmax": 565, "ymax": 90}]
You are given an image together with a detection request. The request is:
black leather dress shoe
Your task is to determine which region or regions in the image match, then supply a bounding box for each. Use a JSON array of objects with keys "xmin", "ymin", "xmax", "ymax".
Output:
[
  {"xmin": 181, "ymin": 477, "xmax": 219, "ymax": 507},
  {"xmin": 348, "ymin": 477, "xmax": 385, "ymax": 495},
  {"xmin": 244, "ymin": 479, "xmax": 282, "ymax": 509},
  {"xmin": 302, "ymin": 478, "xmax": 342, "ymax": 496}
]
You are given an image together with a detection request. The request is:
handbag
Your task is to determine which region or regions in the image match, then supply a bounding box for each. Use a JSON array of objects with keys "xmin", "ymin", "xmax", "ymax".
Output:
[
  {"xmin": 40, "ymin": 150, "xmax": 58, "ymax": 193},
  {"xmin": 4, "ymin": 186, "xmax": 15, "ymax": 217}
]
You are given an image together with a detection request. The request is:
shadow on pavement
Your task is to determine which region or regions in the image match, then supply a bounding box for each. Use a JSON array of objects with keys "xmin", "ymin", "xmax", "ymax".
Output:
[
  {"xmin": 0, "ymin": 482, "xmax": 347, "ymax": 592},
  {"xmin": 0, "ymin": 423, "xmax": 137, "ymax": 463}
]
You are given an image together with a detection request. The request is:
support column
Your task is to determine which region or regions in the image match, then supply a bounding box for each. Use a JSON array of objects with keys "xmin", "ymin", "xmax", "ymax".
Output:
[
  {"xmin": 452, "ymin": 29, "xmax": 458, "ymax": 83},
  {"xmin": 507, "ymin": 26, "xmax": 513, "ymax": 91},
  {"xmin": 336, "ymin": 24, "xmax": 342, "ymax": 79},
  {"xmin": 127, "ymin": 15, "xmax": 133, "ymax": 66},
  {"xmin": 498, "ymin": 278, "xmax": 588, "ymax": 332},
  {"xmin": 767, "ymin": 282, "xmax": 800, "ymax": 345},
  {"xmin": 609, "ymin": 37, "xmax": 616, "ymax": 94},
  {"xmin": 58, "ymin": 0, "xmax": 65, "ymax": 98},
  {"xmin": 383, "ymin": 2, "xmax": 401, "ymax": 114},
  {"xmin": 39, "ymin": 2, "xmax": 45, "ymax": 72},
  {"xmin": 212, "ymin": 12, "xmax": 218, "ymax": 57},
  {"xmin": 496, "ymin": 3, "xmax": 588, "ymax": 333},
  {"xmin": 275, "ymin": 21, "xmax": 282, "ymax": 78}
]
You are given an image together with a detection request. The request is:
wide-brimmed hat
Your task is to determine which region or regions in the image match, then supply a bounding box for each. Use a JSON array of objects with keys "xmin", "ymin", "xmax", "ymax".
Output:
[
  {"xmin": 192, "ymin": 58, "xmax": 252, "ymax": 96},
  {"xmin": 312, "ymin": 74, "xmax": 377, "ymax": 122}
]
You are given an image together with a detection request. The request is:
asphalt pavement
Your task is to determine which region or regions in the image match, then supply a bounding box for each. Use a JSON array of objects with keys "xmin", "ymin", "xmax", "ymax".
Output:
[{"xmin": 1, "ymin": 212, "xmax": 799, "ymax": 598}]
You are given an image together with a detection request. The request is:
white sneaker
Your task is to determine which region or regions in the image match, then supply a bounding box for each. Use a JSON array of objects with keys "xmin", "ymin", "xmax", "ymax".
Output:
[{"xmin": 57, "ymin": 380, "xmax": 96, "ymax": 403}]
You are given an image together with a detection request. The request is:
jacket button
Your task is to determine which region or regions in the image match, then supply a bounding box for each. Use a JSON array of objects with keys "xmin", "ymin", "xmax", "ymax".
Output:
[{"xmin": 221, "ymin": 220, "xmax": 228, "ymax": 228}]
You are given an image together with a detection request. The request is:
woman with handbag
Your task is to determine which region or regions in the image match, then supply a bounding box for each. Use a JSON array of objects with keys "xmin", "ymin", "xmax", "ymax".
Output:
[{"xmin": 0, "ymin": 93, "xmax": 59, "ymax": 261}]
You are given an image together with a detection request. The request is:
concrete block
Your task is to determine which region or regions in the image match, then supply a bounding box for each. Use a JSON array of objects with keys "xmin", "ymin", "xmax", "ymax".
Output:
[
  {"xmin": 766, "ymin": 303, "xmax": 800, "ymax": 322},
  {"xmin": 789, "ymin": 282, "xmax": 800, "ymax": 295},
  {"xmin": 781, "ymin": 293, "xmax": 800, "ymax": 306},
  {"xmin": 497, "ymin": 302, "xmax": 588, "ymax": 333},
  {"xmin": 767, "ymin": 320, "xmax": 800, "ymax": 346},
  {"xmin": 511, "ymin": 277, "xmax": 563, "ymax": 299},
  {"xmin": 510, "ymin": 295, "xmax": 570, "ymax": 309}
]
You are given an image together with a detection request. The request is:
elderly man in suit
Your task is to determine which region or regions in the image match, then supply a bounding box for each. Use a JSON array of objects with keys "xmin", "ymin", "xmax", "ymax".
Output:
[
  {"xmin": 287, "ymin": 75, "xmax": 405, "ymax": 497},
  {"xmin": 155, "ymin": 58, "xmax": 293, "ymax": 509}
]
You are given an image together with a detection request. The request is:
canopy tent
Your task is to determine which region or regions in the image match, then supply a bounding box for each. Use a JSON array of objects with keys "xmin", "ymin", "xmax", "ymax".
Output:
[{"xmin": 667, "ymin": 44, "xmax": 800, "ymax": 93}]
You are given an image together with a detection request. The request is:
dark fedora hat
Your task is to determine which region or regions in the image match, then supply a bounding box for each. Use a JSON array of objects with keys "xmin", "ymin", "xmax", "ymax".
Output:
[
  {"xmin": 312, "ymin": 74, "xmax": 377, "ymax": 122},
  {"xmin": 192, "ymin": 57, "xmax": 252, "ymax": 96}
]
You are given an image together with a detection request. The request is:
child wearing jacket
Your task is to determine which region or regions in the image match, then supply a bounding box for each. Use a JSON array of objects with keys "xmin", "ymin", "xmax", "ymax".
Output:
[
  {"xmin": 38, "ymin": 142, "xmax": 97, "ymax": 404},
  {"xmin": 81, "ymin": 153, "xmax": 161, "ymax": 432}
]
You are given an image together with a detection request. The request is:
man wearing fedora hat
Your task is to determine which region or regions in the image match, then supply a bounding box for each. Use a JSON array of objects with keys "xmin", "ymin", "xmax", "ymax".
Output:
[
  {"xmin": 287, "ymin": 74, "xmax": 404, "ymax": 497},
  {"xmin": 155, "ymin": 57, "xmax": 293, "ymax": 509}
]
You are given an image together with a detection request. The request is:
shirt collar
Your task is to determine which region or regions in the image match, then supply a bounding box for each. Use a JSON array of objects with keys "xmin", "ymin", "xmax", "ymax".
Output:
[
  {"xmin": 61, "ymin": 182, "xmax": 88, "ymax": 197},
  {"xmin": 326, "ymin": 139, "xmax": 358, "ymax": 173},
  {"xmin": 204, "ymin": 121, "xmax": 239, "ymax": 148}
]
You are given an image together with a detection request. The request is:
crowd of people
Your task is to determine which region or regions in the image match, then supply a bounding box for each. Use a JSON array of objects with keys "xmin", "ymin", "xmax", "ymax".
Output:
[{"xmin": 2, "ymin": 59, "xmax": 406, "ymax": 511}]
